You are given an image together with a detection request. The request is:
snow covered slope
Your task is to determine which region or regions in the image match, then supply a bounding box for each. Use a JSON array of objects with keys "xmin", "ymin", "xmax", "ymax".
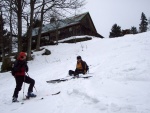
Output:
[{"xmin": 0, "ymin": 32, "xmax": 150, "ymax": 113}]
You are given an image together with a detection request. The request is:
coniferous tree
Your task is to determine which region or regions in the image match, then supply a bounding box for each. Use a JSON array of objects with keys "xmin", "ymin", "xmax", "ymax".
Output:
[
  {"xmin": 148, "ymin": 17, "xmax": 150, "ymax": 31},
  {"xmin": 131, "ymin": 26, "xmax": 138, "ymax": 34},
  {"xmin": 139, "ymin": 12, "xmax": 148, "ymax": 33},
  {"xmin": 109, "ymin": 24, "xmax": 122, "ymax": 38}
]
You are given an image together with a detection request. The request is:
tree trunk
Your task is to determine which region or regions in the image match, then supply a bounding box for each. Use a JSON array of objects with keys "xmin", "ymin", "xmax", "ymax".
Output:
[
  {"xmin": 27, "ymin": 0, "xmax": 36, "ymax": 60},
  {"xmin": 17, "ymin": 0, "xmax": 22, "ymax": 52},
  {"xmin": 55, "ymin": 28, "xmax": 58, "ymax": 45},
  {"xmin": 0, "ymin": 10, "xmax": 5, "ymax": 62},
  {"xmin": 1, "ymin": 31, "xmax": 5, "ymax": 63},
  {"xmin": 36, "ymin": 0, "xmax": 45, "ymax": 51},
  {"xmin": 9, "ymin": 0, "xmax": 13, "ymax": 55}
]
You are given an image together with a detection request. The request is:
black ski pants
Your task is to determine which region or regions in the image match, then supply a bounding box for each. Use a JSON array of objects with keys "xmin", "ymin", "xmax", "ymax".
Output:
[
  {"xmin": 13, "ymin": 75, "xmax": 35, "ymax": 98},
  {"xmin": 69, "ymin": 69, "xmax": 84, "ymax": 76}
]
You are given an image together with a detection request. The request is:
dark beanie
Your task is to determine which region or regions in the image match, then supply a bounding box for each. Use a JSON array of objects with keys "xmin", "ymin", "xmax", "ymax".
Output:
[{"xmin": 77, "ymin": 56, "xmax": 82, "ymax": 59}]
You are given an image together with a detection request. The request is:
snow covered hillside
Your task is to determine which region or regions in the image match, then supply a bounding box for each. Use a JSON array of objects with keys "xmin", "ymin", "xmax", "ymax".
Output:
[{"xmin": 0, "ymin": 32, "xmax": 150, "ymax": 113}]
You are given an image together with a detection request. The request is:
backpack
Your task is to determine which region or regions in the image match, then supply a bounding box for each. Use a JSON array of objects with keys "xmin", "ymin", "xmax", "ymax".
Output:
[
  {"xmin": 11, "ymin": 61, "xmax": 18, "ymax": 76},
  {"xmin": 81, "ymin": 61, "xmax": 89, "ymax": 73},
  {"xmin": 85, "ymin": 62, "xmax": 89, "ymax": 72},
  {"xmin": 11, "ymin": 63, "xmax": 15, "ymax": 76}
]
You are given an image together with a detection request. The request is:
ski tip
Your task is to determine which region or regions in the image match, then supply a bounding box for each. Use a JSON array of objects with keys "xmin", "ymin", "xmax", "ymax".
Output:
[{"xmin": 52, "ymin": 91, "xmax": 61, "ymax": 95}]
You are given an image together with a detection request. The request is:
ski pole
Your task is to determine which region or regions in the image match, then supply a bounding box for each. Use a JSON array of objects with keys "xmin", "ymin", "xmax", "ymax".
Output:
[
  {"xmin": 22, "ymin": 75, "xmax": 26, "ymax": 99},
  {"xmin": 26, "ymin": 72, "xmax": 37, "ymax": 92},
  {"xmin": 21, "ymin": 77, "xmax": 26, "ymax": 104}
]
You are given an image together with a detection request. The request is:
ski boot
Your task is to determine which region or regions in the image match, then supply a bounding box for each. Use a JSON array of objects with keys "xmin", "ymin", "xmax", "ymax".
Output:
[
  {"xmin": 26, "ymin": 92, "xmax": 36, "ymax": 99},
  {"xmin": 12, "ymin": 97, "xmax": 19, "ymax": 102}
]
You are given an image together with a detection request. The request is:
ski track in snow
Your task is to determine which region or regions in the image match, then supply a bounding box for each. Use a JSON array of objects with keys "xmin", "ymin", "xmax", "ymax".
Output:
[{"xmin": 0, "ymin": 32, "xmax": 150, "ymax": 113}]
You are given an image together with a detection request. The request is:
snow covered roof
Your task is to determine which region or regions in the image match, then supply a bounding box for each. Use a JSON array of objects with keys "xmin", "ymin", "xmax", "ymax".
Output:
[{"xmin": 32, "ymin": 12, "xmax": 89, "ymax": 37}]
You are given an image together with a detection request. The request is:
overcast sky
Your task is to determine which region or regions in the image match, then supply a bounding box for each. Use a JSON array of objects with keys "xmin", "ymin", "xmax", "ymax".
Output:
[{"xmin": 81, "ymin": 0, "xmax": 150, "ymax": 38}]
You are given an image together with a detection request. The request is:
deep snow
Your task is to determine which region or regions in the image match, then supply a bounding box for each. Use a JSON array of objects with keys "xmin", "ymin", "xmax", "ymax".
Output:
[{"xmin": 0, "ymin": 32, "xmax": 150, "ymax": 113}]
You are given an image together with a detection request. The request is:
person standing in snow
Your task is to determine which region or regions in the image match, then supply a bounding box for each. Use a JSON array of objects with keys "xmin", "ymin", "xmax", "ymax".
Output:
[
  {"xmin": 12, "ymin": 52, "xmax": 36, "ymax": 102},
  {"xmin": 69, "ymin": 56, "xmax": 89, "ymax": 77}
]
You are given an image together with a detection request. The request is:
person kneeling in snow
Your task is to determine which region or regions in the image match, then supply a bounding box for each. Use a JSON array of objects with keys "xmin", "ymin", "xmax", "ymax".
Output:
[
  {"xmin": 69, "ymin": 56, "xmax": 89, "ymax": 77},
  {"xmin": 12, "ymin": 52, "xmax": 36, "ymax": 102}
]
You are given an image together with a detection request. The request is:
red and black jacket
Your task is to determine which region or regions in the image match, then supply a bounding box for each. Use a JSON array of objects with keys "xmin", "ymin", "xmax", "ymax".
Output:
[{"xmin": 13, "ymin": 60, "xmax": 28, "ymax": 76}]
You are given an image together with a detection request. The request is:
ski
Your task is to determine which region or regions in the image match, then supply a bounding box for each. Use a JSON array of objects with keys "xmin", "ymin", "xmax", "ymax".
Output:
[
  {"xmin": 74, "ymin": 76, "xmax": 92, "ymax": 79},
  {"xmin": 21, "ymin": 91, "xmax": 60, "ymax": 104},
  {"xmin": 22, "ymin": 95, "xmax": 36, "ymax": 100},
  {"xmin": 46, "ymin": 76, "xmax": 73, "ymax": 83},
  {"xmin": 46, "ymin": 79, "xmax": 68, "ymax": 83},
  {"xmin": 12, "ymin": 100, "xmax": 19, "ymax": 103},
  {"xmin": 52, "ymin": 91, "xmax": 61, "ymax": 95},
  {"xmin": 46, "ymin": 76, "xmax": 92, "ymax": 84},
  {"xmin": 22, "ymin": 91, "xmax": 60, "ymax": 100},
  {"xmin": 21, "ymin": 97, "xmax": 43, "ymax": 104}
]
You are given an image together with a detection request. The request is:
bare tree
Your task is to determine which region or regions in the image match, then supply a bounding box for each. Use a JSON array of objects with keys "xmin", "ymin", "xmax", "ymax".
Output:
[
  {"xmin": 26, "ymin": 0, "xmax": 36, "ymax": 60},
  {"xmin": 8, "ymin": 0, "xmax": 13, "ymax": 55},
  {"xmin": 3, "ymin": 0, "xmax": 26, "ymax": 52},
  {"xmin": 35, "ymin": 0, "xmax": 46, "ymax": 51},
  {"xmin": 50, "ymin": 9, "xmax": 61, "ymax": 45},
  {"xmin": 0, "ymin": 8, "xmax": 4, "ymax": 62},
  {"xmin": 35, "ymin": 0, "xmax": 85, "ymax": 51},
  {"xmin": 14, "ymin": 0, "xmax": 23, "ymax": 52},
  {"xmin": 0, "ymin": 0, "xmax": 85, "ymax": 60},
  {"xmin": 1, "ymin": 0, "xmax": 19, "ymax": 54}
]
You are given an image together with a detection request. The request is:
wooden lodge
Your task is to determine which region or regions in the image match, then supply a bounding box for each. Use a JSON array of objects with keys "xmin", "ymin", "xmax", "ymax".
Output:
[{"xmin": 32, "ymin": 12, "xmax": 104, "ymax": 45}]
